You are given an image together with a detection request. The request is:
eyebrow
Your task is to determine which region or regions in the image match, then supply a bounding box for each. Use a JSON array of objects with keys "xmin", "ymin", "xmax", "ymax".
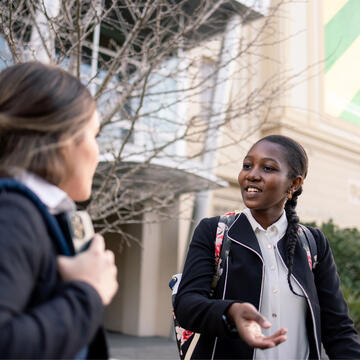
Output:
[{"xmin": 244, "ymin": 155, "xmax": 280, "ymax": 164}]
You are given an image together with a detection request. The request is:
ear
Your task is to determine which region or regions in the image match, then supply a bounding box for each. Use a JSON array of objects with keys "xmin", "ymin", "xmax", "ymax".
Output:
[{"xmin": 291, "ymin": 175, "xmax": 304, "ymax": 192}]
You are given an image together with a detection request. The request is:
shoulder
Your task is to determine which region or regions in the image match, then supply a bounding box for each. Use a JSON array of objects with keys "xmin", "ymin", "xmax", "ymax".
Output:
[
  {"xmin": 190, "ymin": 216, "xmax": 220, "ymax": 247},
  {"xmin": 301, "ymin": 224, "xmax": 328, "ymax": 259},
  {"xmin": 0, "ymin": 191, "xmax": 53, "ymax": 282},
  {"xmin": 302, "ymin": 225, "xmax": 325, "ymax": 242},
  {"xmin": 198, "ymin": 216, "xmax": 220, "ymax": 228},
  {"xmin": 0, "ymin": 187, "xmax": 37, "ymax": 208},
  {"xmin": 0, "ymin": 190, "xmax": 45, "ymax": 223},
  {"xmin": 195, "ymin": 216, "xmax": 220, "ymax": 235},
  {"xmin": 0, "ymin": 190, "xmax": 49, "ymax": 246}
]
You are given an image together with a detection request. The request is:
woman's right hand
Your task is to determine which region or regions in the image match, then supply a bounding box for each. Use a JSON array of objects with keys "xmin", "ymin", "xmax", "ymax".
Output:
[
  {"xmin": 226, "ymin": 302, "xmax": 287, "ymax": 349},
  {"xmin": 57, "ymin": 234, "xmax": 118, "ymax": 305}
]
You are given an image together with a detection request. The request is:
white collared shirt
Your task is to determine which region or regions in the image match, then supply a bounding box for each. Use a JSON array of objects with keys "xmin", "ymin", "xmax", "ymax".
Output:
[
  {"xmin": 14, "ymin": 171, "xmax": 75, "ymax": 215},
  {"xmin": 242, "ymin": 208, "xmax": 309, "ymax": 360}
]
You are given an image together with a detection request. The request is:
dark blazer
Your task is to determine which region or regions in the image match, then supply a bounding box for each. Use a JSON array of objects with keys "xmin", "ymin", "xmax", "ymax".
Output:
[
  {"xmin": 174, "ymin": 213, "xmax": 360, "ymax": 359},
  {"xmin": 0, "ymin": 189, "xmax": 108, "ymax": 359}
]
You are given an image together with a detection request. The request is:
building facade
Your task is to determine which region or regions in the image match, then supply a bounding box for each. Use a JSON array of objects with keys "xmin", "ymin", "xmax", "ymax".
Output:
[
  {"xmin": 212, "ymin": 0, "xmax": 360, "ymax": 228},
  {"xmin": 105, "ymin": 0, "xmax": 360, "ymax": 337}
]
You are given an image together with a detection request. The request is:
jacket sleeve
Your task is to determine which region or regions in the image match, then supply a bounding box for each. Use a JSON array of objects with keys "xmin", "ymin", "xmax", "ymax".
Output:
[
  {"xmin": 174, "ymin": 217, "xmax": 238, "ymax": 338},
  {"xmin": 0, "ymin": 192, "xmax": 104, "ymax": 359},
  {"xmin": 311, "ymin": 227, "xmax": 360, "ymax": 359}
]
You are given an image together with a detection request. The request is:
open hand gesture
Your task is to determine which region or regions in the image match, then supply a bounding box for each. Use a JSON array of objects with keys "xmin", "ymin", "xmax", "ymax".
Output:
[{"xmin": 227, "ymin": 302, "xmax": 287, "ymax": 349}]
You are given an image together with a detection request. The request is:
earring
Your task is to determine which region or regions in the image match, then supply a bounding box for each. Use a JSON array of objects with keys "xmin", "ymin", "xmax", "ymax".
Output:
[{"xmin": 287, "ymin": 188, "xmax": 293, "ymax": 200}]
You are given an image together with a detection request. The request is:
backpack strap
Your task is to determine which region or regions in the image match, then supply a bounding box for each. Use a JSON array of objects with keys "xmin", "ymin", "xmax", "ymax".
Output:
[
  {"xmin": 210, "ymin": 211, "xmax": 239, "ymax": 296},
  {"xmin": 0, "ymin": 178, "xmax": 72, "ymax": 256},
  {"xmin": 169, "ymin": 211, "xmax": 239, "ymax": 300},
  {"xmin": 298, "ymin": 224, "xmax": 318, "ymax": 270},
  {"xmin": 168, "ymin": 212, "xmax": 238, "ymax": 358}
]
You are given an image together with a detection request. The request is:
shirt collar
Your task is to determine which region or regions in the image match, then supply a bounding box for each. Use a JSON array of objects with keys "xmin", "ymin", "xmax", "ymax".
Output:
[
  {"xmin": 14, "ymin": 171, "xmax": 75, "ymax": 215},
  {"xmin": 242, "ymin": 207, "xmax": 288, "ymax": 239}
]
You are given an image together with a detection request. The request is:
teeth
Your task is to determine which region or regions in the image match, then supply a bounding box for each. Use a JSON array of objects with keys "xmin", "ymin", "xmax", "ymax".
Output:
[{"xmin": 247, "ymin": 187, "xmax": 259, "ymax": 192}]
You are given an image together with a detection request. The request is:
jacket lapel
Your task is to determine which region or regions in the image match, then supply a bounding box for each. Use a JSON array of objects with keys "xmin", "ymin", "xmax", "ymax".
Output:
[
  {"xmin": 227, "ymin": 213, "xmax": 262, "ymax": 257},
  {"xmin": 228, "ymin": 213, "xmax": 315, "ymax": 295},
  {"xmin": 228, "ymin": 213, "xmax": 314, "ymax": 291}
]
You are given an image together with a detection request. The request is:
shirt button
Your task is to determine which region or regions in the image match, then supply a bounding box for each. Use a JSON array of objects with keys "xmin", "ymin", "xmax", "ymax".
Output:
[
  {"xmin": 272, "ymin": 288, "xmax": 278, "ymax": 294},
  {"xmin": 272, "ymin": 313, "xmax": 277, "ymax": 318},
  {"xmin": 267, "ymin": 244, "xmax": 272, "ymax": 249},
  {"xmin": 270, "ymin": 265, "xmax": 275, "ymax": 271}
]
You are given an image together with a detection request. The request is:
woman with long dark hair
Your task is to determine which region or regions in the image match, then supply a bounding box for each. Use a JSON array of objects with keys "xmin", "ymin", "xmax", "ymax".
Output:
[
  {"xmin": 174, "ymin": 135, "xmax": 360, "ymax": 359},
  {"xmin": 0, "ymin": 62, "xmax": 118, "ymax": 359}
]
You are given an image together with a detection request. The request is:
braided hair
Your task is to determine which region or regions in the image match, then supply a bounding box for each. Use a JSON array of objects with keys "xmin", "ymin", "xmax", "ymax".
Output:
[{"xmin": 255, "ymin": 135, "xmax": 308, "ymax": 296}]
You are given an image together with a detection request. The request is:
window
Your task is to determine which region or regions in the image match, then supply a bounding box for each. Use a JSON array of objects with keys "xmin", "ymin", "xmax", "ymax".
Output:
[{"xmin": 0, "ymin": 35, "xmax": 12, "ymax": 70}]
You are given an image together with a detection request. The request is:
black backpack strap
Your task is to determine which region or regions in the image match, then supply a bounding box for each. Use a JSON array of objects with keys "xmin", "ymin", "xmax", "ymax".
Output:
[
  {"xmin": 299, "ymin": 224, "xmax": 318, "ymax": 270},
  {"xmin": 0, "ymin": 178, "xmax": 72, "ymax": 256}
]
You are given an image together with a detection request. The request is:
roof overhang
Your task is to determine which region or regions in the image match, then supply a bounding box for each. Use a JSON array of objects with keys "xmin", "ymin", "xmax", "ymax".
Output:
[{"xmin": 94, "ymin": 157, "xmax": 227, "ymax": 199}]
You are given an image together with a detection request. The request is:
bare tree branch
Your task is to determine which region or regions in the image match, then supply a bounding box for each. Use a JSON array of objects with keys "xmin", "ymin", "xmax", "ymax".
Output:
[{"xmin": 0, "ymin": 0, "xmax": 307, "ymax": 246}]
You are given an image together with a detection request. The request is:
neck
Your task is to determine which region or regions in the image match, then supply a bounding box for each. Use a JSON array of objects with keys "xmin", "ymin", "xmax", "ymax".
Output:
[{"xmin": 250, "ymin": 208, "xmax": 284, "ymax": 229}]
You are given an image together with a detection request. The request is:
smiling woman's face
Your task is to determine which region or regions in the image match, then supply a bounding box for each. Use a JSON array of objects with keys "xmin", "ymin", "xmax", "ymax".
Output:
[{"xmin": 238, "ymin": 140, "xmax": 294, "ymax": 220}]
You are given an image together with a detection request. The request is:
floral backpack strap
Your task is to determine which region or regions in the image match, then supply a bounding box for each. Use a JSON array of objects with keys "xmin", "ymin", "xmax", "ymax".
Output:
[
  {"xmin": 210, "ymin": 211, "xmax": 240, "ymax": 296},
  {"xmin": 170, "ymin": 210, "xmax": 240, "ymax": 360},
  {"xmin": 298, "ymin": 224, "xmax": 318, "ymax": 270}
]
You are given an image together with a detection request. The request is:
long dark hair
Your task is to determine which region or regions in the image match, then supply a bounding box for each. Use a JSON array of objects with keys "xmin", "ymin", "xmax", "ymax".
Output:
[{"xmin": 256, "ymin": 134, "xmax": 308, "ymax": 295}]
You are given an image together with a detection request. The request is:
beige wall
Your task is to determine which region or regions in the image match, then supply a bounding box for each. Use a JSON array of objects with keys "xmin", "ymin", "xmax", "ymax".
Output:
[
  {"xmin": 211, "ymin": 0, "xmax": 360, "ymax": 229},
  {"xmin": 104, "ymin": 203, "xmax": 179, "ymax": 337},
  {"xmin": 104, "ymin": 224, "xmax": 142, "ymax": 334}
]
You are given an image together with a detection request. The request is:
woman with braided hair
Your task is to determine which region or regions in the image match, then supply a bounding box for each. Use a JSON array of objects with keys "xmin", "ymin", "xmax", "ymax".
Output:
[{"xmin": 174, "ymin": 135, "xmax": 360, "ymax": 359}]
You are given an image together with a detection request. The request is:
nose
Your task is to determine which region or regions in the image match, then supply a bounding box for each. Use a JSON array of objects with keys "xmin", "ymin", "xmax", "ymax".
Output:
[{"xmin": 246, "ymin": 167, "xmax": 261, "ymax": 181}]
